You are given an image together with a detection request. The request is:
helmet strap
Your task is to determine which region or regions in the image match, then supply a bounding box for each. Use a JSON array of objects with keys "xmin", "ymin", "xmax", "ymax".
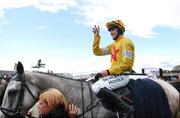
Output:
[{"xmin": 113, "ymin": 34, "xmax": 119, "ymax": 41}]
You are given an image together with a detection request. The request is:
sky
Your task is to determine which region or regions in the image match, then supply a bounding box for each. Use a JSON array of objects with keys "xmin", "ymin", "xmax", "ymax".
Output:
[{"xmin": 0, "ymin": 0, "xmax": 180, "ymax": 74}]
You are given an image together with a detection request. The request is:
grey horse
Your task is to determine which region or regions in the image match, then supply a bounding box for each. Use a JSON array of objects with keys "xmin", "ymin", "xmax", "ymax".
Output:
[{"xmin": 0, "ymin": 62, "xmax": 179, "ymax": 118}]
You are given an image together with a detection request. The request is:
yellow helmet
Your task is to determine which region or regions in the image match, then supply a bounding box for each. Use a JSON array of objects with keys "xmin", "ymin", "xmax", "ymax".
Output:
[{"xmin": 106, "ymin": 19, "xmax": 125, "ymax": 32}]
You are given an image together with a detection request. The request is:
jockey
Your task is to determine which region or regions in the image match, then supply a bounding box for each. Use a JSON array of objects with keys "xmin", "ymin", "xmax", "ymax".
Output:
[{"xmin": 92, "ymin": 19, "xmax": 134, "ymax": 118}]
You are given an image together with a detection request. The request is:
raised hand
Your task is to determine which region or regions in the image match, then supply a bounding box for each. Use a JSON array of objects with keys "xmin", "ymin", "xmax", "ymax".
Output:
[{"xmin": 92, "ymin": 25, "xmax": 100, "ymax": 35}]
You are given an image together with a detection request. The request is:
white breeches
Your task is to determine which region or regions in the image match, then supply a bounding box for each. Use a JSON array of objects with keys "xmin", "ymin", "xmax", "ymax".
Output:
[{"xmin": 92, "ymin": 75, "xmax": 130, "ymax": 94}]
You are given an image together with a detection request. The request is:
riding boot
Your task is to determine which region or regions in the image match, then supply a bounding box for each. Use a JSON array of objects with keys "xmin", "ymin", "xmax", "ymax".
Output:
[{"xmin": 97, "ymin": 87, "xmax": 134, "ymax": 118}]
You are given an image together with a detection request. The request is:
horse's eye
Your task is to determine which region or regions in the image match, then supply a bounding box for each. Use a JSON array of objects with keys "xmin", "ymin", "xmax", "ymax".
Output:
[{"xmin": 8, "ymin": 90, "xmax": 17, "ymax": 95}]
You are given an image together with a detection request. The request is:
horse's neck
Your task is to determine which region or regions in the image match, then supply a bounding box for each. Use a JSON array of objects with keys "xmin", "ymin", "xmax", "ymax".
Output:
[
  {"xmin": 31, "ymin": 73, "xmax": 79, "ymax": 91},
  {"xmin": 27, "ymin": 73, "xmax": 115, "ymax": 117},
  {"xmin": 30, "ymin": 73, "xmax": 97, "ymax": 105}
]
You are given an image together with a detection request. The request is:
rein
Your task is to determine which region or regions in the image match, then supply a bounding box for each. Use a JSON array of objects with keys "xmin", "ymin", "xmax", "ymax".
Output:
[
  {"xmin": 77, "ymin": 81, "xmax": 100, "ymax": 118},
  {"xmin": 80, "ymin": 80, "xmax": 85, "ymax": 118}
]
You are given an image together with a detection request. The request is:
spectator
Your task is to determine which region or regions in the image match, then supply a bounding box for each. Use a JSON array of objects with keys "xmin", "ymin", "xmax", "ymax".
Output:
[
  {"xmin": 38, "ymin": 88, "xmax": 78, "ymax": 118},
  {"xmin": 3, "ymin": 74, "xmax": 11, "ymax": 83},
  {"xmin": 0, "ymin": 78, "xmax": 8, "ymax": 104},
  {"xmin": 177, "ymin": 74, "xmax": 180, "ymax": 81}
]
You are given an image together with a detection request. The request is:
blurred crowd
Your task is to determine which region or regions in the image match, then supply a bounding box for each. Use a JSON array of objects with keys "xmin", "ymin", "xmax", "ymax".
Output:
[{"xmin": 0, "ymin": 74, "xmax": 10, "ymax": 104}]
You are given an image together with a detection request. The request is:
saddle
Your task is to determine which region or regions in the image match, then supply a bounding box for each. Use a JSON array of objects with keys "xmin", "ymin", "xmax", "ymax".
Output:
[{"xmin": 101, "ymin": 86, "xmax": 133, "ymax": 112}]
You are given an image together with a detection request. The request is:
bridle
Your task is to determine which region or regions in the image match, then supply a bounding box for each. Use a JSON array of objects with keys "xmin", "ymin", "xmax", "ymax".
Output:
[{"xmin": 0, "ymin": 73, "xmax": 38, "ymax": 117}]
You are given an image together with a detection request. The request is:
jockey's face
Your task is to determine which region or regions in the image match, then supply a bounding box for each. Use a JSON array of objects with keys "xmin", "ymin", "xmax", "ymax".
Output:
[{"xmin": 109, "ymin": 27, "xmax": 119, "ymax": 40}]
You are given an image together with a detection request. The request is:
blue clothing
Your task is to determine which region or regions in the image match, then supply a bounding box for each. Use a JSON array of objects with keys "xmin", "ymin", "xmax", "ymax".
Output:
[{"xmin": 127, "ymin": 78, "xmax": 172, "ymax": 118}]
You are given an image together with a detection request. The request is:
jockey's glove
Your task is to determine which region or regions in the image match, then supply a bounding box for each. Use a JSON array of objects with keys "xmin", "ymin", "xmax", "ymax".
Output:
[
  {"xmin": 92, "ymin": 70, "xmax": 110, "ymax": 83},
  {"xmin": 92, "ymin": 73, "xmax": 101, "ymax": 83},
  {"xmin": 100, "ymin": 70, "xmax": 109, "ymax": 78}
]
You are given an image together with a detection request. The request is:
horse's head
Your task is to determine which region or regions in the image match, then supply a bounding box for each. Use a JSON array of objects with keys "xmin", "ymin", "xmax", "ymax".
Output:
[{"xmin": 0, "ymin": 62, "xmax": 39, "ymax": 118}]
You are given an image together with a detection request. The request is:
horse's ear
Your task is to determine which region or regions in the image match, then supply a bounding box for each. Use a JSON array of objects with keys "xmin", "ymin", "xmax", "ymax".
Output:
[{"xmin": 17, "ymin": 61, "xmax": 24, "ymax": 75}]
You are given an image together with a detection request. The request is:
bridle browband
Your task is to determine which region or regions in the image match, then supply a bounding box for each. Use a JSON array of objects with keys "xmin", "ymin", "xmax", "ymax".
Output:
[{"xmin": 0, "ymin": 73, "xmax": 38, "ymax": 117}]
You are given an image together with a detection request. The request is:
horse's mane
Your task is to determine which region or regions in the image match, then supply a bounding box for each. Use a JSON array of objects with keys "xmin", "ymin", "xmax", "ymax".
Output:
[{"xmin": 28, "ymin": 71, "xmax": 88, "ymax": 82}]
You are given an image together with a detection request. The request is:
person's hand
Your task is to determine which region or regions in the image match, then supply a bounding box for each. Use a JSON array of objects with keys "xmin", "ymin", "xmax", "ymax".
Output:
[
  {"xmin": 92, "ymin": 70, "xmax": 108, "ymax": 83},
  {"xmin": 91, "ymin": 73, "xmax": 101, "ymax": 83},
  {"xmin": 69, "ymin": 104, "xmax": 78, "ymax": 118},
  {"xmin": 100, "ymin": 70, "xmax": 109, "ymax": 78},
  {"xmin": 92, "ymin": 25, "xmax": 100, "ymax": 35}
]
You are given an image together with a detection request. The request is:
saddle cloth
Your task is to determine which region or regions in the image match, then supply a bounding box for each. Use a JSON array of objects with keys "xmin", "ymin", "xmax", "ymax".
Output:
[{"xmin": 127, "ymin": 78, "xmax": 172, "ymax": 118}]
